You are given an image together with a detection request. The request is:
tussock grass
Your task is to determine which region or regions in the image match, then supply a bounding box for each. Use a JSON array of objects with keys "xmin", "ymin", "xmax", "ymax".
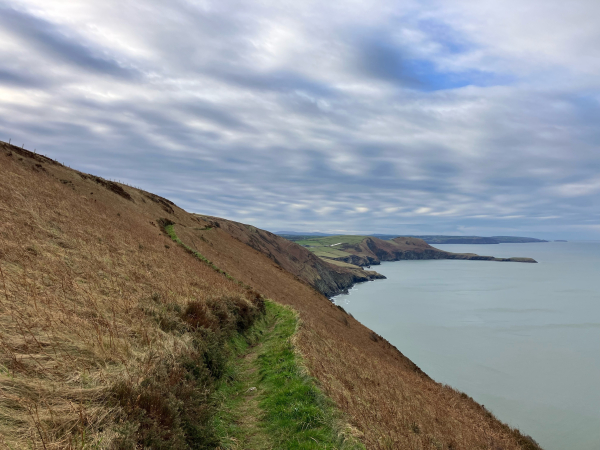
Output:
[
  {"xmin": 0, "ymin": 153, "xmax": 264, "ymax": 448},
  {"xmin": 256, "ymin": 303, "xmax": 363, "ymax": 449},
  {"xmin": 297, "ymin": 325, "xmax": 542, "ymax": 450}
]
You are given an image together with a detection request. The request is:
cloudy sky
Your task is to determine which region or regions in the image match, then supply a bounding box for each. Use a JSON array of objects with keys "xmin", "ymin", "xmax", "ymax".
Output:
[{"xmin": 1, "ymin": 0, "xmax": 599, "ymax": 238}]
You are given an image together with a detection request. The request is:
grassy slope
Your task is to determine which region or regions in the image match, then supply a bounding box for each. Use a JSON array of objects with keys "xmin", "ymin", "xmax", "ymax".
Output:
[
  {"xmin": 311, "ymin": 248, "xmax": 354, "ymax": 259},
  {"xmin": 0, "ymin": 142, "xmax": 541, "ymax": 450},
  {"xmin": 0, "ymin": 144, "xmax": 267, "ymax": 448},
  {"xmin": 319, "ymin": 259, "xmax": 362, "ymax": 269},
  {"xmin": 196, "ymin": 218, "xmax": 383, "ymax": 298},
  {"xmin": 296, "ymin": 235, "xmax": 372, "ymax": 265},
  {"xmin": 173, "ymin": 226, "xmax": 541, "ymax": 449},
  {"xmin": 164, "ymin": 223, "xmax": 361, "ymax": 449},
  {"xmin": 296, "ymin": 235, "xmax": 435, "ymax": 265},
  {"xmin": 296, "ymin": 235, "xmax": 368, "ymax": 247}
]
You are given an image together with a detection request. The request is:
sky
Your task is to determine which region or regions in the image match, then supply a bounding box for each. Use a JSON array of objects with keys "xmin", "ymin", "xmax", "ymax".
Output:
[{"xmin": 1, "ymin": 0, "xmax": 599, "ymax": 239}]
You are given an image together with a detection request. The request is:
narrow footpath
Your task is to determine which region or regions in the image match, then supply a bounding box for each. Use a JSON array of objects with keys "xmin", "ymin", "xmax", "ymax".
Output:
[
  {"xmin": 212, "ymin": 302, "xmax": 364, "ymax": 450},
  {"xmin": 164, "ymin": 224, "xmax": 362, "ymax": 450}
]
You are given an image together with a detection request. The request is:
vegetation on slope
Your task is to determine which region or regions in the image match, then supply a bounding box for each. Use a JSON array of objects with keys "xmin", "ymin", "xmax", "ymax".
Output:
[
  {"xmin": 296, "ymin": 235, "xmax": 369, "ymax": 247},
  {"xmin": 0, "ymin": 146, "xmax": 265, "ymax": 448},
  {"xmin": 164, "ymin": 223, "xmax": 362, "ymax": 449},
  {"xmin": 0, "ymin": 143, "xmax": 362, "ymax": 449},
  {"xmin": 0, "ymin": 141, "xmax": 542, "ymax": 449},
  {"xmin": 172, "ymin": 221, "xmax": 542, "ymax": 450},
  {"xmin": 195, "ymin": 218, "xmax": 385, "ymax": 297}
]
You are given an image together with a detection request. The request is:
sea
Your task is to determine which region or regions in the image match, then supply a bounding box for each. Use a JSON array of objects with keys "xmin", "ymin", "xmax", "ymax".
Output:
[{"xmin": 333, "ymin": 241, "xmax": 600, "ymax": 450}]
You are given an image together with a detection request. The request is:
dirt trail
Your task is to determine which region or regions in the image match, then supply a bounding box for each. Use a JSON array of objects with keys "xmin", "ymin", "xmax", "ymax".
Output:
[
  {"xmin": 235, "ymin": 347, "xmax": 270, "ymax": 450},
  {"xmin": 221, "ymin": 322, "xmax": 279, "ymax": 450}
]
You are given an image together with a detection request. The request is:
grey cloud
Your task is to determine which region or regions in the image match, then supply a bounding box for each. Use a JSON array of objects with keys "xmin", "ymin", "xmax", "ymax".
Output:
[
  {"xmin": 0, "ymin": 68, "xmax": 47, "ymax": 87},
  {"xmin": 182, "ymin": 101, "xmax": 252, "ymax": 131},
  {"xmin": 1, "ymin": 1, "xmax": 600, "ymax": 239},
  {"xmin": 356, "ymin": 37, "xmax": 424, "ymax": 88},
  {"xmin": 0, "ymin": 6, "xmax": 138, "ymax": 79},
  {"xmin": 209, "ymin": 68, "xmax": 335, "ymax": 97}
]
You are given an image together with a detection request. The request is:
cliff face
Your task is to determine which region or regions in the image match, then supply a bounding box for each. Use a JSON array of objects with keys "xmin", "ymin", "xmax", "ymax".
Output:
[
  {"xmin": 211, "ymin": 229, "xmax": 536, "ymax": 298},
  {"xmin": 198, "ymin": 217, "xmax": 385, "ymax": 297}
]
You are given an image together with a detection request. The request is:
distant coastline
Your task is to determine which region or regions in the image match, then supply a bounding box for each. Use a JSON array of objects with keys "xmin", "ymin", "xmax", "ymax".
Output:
[
  {"xmin": 280, "ymin": 234, "xmax": 538, "ymax": 296},
  {"xmin": 277, "ymin": 232, "xmax": 549, "ymax": 245}
]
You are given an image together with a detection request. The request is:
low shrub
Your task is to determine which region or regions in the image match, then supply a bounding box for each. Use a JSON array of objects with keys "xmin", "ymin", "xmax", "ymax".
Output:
[
  {"xmin": 112, "ymin": 350, "xmax": 217, "ymax": 450},
  {"xmin": 183, "ymin": 300, "xmax": 218, "ymax": 331}
]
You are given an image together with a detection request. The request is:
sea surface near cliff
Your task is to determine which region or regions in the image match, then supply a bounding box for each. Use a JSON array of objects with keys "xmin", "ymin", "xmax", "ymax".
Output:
[{"xmin": 335, "ymin": 241, "xmax": 600, "ymax": 450}]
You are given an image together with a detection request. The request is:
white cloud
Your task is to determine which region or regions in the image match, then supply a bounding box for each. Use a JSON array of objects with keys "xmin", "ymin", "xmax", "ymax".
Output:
[{"xmin": 549, "ymin": 179, "xmax": 600, "ymax": 198}]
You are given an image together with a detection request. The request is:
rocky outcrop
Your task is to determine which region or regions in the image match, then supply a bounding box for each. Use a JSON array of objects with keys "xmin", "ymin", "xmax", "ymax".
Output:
[{"xmin": 332, "ymin": 253, "xmax": 378, "ymax": 266}]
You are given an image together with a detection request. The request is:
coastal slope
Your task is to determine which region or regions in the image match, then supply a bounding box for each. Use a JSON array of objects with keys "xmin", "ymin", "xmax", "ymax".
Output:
[
  {"xmin": 0, "ymin": 141, "xmax": 541, "ymax": 450},
  {"xmin": 194, "ymin": 216, "xmax": 385, "ymax": 297}
]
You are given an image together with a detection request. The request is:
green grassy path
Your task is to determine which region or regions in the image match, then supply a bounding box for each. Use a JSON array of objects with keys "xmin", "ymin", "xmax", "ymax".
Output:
[
  {"xmin": 212, "ymin": 302, "xmax": 364, "ymax": 450},
  {"xmin": 163, "ymin": 223, "xmax": 363, "ymax": 449}
]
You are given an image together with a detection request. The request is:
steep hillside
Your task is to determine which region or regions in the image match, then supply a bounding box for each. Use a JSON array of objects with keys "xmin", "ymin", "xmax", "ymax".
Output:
[
  {"xmin": 297, "ymin": 235, "xmax": 537, "ymax": 266},
  {"xmin": 0, "ymin": 141, "xmax": 540, "ymax": 449},
  {"xmin": 194, "ymin": 217, "xmax": 384, "ymax": 297},
  {"xmin": 0, "ymin": 143, "xmax": 267, "ymax": 448}
]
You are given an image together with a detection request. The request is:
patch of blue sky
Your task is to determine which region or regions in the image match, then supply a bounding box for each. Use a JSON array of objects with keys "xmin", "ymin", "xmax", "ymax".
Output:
[
  {"xmin": 416, "ymin": 18, "xmax": 475, "ymax": 55},
  {"xmin": 357, "ymin": 26, "xmax": 512, "ymax": 91},
  {"xmin": 364, "ymin": 49, "xmax": 512, "ymax": 90},
  {"xmin": 404, "ymin": 58, "xmax": 514, "ymax": 91},
  {"xmin": 569, "ymin": 93, "xmax": 600, "ymax": 120}
]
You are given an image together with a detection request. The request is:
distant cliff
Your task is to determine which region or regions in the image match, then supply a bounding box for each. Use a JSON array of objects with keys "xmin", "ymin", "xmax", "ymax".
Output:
[
  {"xmin": 199, "ymin": 218, "xmax": 386, "ymax": 297},
  {"xmin": 315, "ymin": 236, "xmax": 538, "ymax": 268},
  {"xmin": 254, "ymin": 233, "xmax": 536, "ymax": 296},
  {"xmin": 278, "ymin": 232, "xmax": 548, "ymax": 244},
  {"xmin": 403, "ymin": 235, "xmax": 548, "ymax": 244}
]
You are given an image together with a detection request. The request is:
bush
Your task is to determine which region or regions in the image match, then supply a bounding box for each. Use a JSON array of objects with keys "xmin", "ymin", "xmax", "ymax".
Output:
[
  {"xmin": 182, "ymin": 300, "xmax": 218, "ymax": 331},
  {"xmin": 115, "ymin": 289, "xmax": 265, "ymax": 448}
]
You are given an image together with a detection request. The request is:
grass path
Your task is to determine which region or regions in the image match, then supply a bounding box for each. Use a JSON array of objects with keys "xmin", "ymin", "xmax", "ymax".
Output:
[
  {"xmin": 212, "ymin": 302, "xmax": 364, "ymax": 450},
  {"xmin": 164, "ymin": 224, "xmax": 363, "ymax": 449},
  {"xmin": 214, "ymin": 325, "xmax": 274, "ymax": 450}
]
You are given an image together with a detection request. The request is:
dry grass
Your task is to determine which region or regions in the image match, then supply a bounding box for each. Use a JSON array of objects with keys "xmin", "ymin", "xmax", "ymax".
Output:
[
  {"xmin": 0, "ymin": 142, "xmax": 541, "ymax": 450},
  {"xmin": 298, "ymin": 326, "xmax": 540, "ymax": 450},
  {"xmin": 0, "ymin": 145, "xmax": 262, "ymax": 448}
]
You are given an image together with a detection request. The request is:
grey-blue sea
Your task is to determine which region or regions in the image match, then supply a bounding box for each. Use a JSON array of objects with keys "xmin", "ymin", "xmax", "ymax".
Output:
[{"xmin": 334, "ymin": 241, "xmax": 600, "ymax": 450}]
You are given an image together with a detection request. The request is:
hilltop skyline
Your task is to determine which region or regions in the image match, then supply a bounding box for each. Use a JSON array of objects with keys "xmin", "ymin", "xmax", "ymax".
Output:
[{"xmin": 1, "ymin": 0, "xmax": 599, "ymax": 239}]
